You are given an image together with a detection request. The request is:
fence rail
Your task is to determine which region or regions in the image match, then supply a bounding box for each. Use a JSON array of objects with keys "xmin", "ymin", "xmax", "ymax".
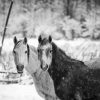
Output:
[
  {"xmin": 0, "ymin": 71, "xmax": 19, "ymax": 84},
  {"xmin": 0, "ymin": 79, "xmax": 19, "ymax": 84},
  {"xmin": 0, "ymin": 71, "xmax": 18, "ymax": 74}
]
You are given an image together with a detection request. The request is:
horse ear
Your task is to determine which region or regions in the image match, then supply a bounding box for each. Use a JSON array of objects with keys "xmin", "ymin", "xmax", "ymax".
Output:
[
  {"xmin": 49, "ymin": 35, "xmax": 52, "ymax": 43},
  {"xmin": 23, "ymin": 37, "xmax": 27, "ymax": 44},
  {"xmin": 38, "ymin": 35, "xmax": 42, "ymax": 43},
  {"xmin": 13, "ymin": 36, "xmax": 17, "ymax": 44}
]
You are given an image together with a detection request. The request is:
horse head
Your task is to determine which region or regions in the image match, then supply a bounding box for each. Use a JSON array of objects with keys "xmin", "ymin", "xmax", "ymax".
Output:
[
  {"xmin": 13, "ymin": 36, "xmax": 29, "ymax": 74},
  {"xmin": 37, "ymin": 34, "xmax": 53, "ymax": 71}
]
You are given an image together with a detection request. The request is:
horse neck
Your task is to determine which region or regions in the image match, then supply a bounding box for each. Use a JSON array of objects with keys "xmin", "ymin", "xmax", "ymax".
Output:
[
  {"xmin": 52, "ymin": 42, "xmax": 75, "ymax": 66},
  {"xmin": 28, "ymin": 46, "xmax": 45, "ymax": 84},
  {"xmin": 25, "ymin": 45, "xmax": 40, "ymax": 75},
  {"xmin": 51, "ymin": 42, "xmax": 68, "ymax": 68},
  {"xmin": 49, "ymin": 43, "xmax": 70, "ymax": 78},
  {"xmin": 50, "ymin": 43, "xmax": 87, "ymax": 78}
]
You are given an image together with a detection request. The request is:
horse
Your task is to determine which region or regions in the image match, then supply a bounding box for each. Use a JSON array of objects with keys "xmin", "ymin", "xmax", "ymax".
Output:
[
  {"xmin": 37, "ymin": 34, "xmax": 100, "ymax": 100},
  {"xmin": 13, "ymin": 36, "xmax": 60, "ymax": 100}
]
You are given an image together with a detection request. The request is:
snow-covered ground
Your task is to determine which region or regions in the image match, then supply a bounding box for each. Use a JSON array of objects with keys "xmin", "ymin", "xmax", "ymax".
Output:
[{"xmin": 0, "ymin": 85, "xmax": 44, "ymax": 100}]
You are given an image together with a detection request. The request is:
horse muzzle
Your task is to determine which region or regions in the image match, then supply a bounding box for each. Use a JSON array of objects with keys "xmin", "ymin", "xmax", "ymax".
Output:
[
  {"xmin": 16, "ymin": 65, "xmax": 24, "ymax": 74},
  {"xmin": 40, "ymin": 64, "xmax": 49, "ymax": 71}
]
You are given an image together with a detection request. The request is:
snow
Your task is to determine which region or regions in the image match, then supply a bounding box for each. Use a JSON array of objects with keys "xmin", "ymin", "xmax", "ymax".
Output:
[{"xmin": 0, "ymin": 84, "xmax": 44, "ymax": 100}]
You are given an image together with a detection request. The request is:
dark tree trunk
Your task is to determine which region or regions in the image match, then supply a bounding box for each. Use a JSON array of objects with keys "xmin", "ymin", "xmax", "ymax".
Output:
[
  {"xmin": 63, "ymin": 0, "xmax": 74, "ymax": 18},
  {"xmin": 87, "ymin": 0, "xmax": 91, "ymax": 12},
  {"xmin": 67, "ymin": 0, "xmax": 70, "ymax": 16}
]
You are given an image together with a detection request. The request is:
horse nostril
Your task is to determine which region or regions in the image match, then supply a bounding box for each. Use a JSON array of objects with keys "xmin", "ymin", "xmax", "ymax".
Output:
[
  {"xmin": 17, "ymin": 65, "xmax": 24, "ymax": 73},
  {"xmin": 40, "ymin": 63, "xmax": 49, "ymax": 71}
]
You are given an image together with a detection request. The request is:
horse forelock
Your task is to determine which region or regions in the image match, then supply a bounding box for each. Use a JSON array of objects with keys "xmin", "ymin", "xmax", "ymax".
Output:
[
  {"xmin": 14, "ymin": 40, "xmax": 23, "ymax": 50},
  {"xmin": 40, "ymin": 38, "xmax": 50, "ymax": 46}
]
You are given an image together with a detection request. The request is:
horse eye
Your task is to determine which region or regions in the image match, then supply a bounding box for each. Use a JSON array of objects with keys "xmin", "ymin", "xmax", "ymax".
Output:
[
  {"xmin": 38, "ymin": 49, "xmax": 40, "ymax": 53},
  {"xmin": 50, "ymin": 50, "xmax": 52, "ymax": 53},
  {"xmin": 25, "ymin": 51, "xmax": 27, "ymax": 54},
  {"xmin": 13, "ymin": 50, "xmax": 16, "ymax": 54}
]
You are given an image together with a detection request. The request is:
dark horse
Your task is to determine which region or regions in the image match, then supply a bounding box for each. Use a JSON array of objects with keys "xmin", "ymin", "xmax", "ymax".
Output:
[{"xmin": 37, "ymin": 34, "xmax": 100, "ymax": 100}]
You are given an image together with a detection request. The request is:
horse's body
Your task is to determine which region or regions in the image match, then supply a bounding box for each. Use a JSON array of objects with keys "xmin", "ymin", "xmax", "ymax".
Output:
[
  {"xmin": 13, "ymin": 37, "xmax": 60, "ymax": 100},
  {"xmin": 48, "ymin": 43, "xmax": 100, "ymax": 100},
  {"xmin": 37, "ymin": 34, "xmax": 100, "ymax": 100}
]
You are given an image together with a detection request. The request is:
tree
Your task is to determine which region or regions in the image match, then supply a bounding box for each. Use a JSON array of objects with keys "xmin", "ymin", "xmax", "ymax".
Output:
[
  {"xmin": 87, "ymin": 0, "xmax": 91, "ymax": 12},
  {"xmin": 63, "ymin": 0, "xmax": 74, "ymax": 18}
]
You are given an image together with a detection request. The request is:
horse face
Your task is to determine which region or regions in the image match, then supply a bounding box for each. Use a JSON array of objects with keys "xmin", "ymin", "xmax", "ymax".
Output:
[
  {"xmin": 13, "ymin": 37, "xmax": 28, "ymax": 74},
  {"xmin": 38, "ymin": 35, "xmax": 52, "ymax": 71}
]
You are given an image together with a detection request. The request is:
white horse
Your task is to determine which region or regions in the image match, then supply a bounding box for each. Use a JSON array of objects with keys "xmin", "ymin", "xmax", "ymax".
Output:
[{"xmin": 13, "ymin": 36, "xmax": 60, "ymax": 100}]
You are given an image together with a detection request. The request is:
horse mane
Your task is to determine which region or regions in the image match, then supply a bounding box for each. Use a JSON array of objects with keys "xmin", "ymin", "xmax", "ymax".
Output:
[
  {"xmin": 52, "ymin": 42, "xmax": 71, "ymax": 60},
  {"xmin": 51, "ymin": 42, "xmax": 87, "ymax": 72},
  {"xmin": 27, "ymin": 44, "xmax": 30, "ymax": 61},
  {"xmin": 13, "ymin": 40, "xmax": 22, "ymax": 50}
]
